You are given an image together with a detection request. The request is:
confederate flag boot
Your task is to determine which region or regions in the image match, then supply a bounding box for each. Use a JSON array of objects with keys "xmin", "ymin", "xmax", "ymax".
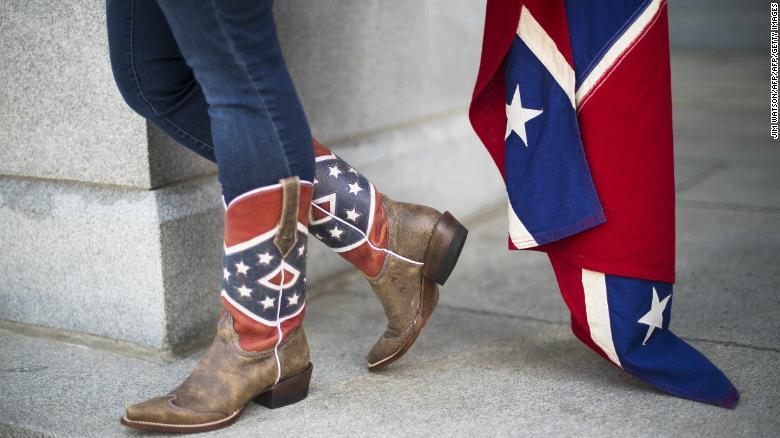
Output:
[
  {"xmin": 309, "ymin": 140, "xmax": 468, "ymax": 370},
  {"xmin": 121, "ymin": 177, "xmax": 314, "ymax": 433},
  {"xmin": 549, "ymin": 253, "xmax": 739, "ymax": 408}
]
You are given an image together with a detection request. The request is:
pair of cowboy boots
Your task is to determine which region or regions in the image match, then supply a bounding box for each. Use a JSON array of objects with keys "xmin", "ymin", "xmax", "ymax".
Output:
[{"xmin": 121, "ymin": 142, "xmax": 468, "ymax": 433}]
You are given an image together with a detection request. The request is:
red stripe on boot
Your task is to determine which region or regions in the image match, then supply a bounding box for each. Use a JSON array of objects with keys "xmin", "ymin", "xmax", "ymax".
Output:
[
  {"xmin": 313, "ymin": 139, "xmax": 331, "ymax": 157},
  {"xmin": 222, "ymin": 297, "xmax": 306, "ymax": 352},
  {"xmin": 338, "ymin": 192, "xmax": 388, "ymax": 277},
  {"xmin": 311, "ymin": 139, "xmax": 389, "ymax": 277},
  {"xmin": 225, "ymin": 184, "xmax": 313, "ymax": 247}
]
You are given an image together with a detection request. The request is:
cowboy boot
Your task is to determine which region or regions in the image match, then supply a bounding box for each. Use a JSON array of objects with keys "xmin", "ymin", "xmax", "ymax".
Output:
[
  {"xmin": 309, "ymin": 140, "xmax": 468, "ymax": 370},
  {"xmin": 121, "ymin": 177, "xmax": 314, "ymax": 433},
  {"xmin": 549, "ymin": 253, "xmax": 739, "ymax": 409}
]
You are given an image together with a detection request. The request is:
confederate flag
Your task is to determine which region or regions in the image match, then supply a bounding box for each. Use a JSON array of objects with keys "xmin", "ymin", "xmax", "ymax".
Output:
[{"xmin": 469, "ymin": 0, "xmax": 738, "ymax": 408}]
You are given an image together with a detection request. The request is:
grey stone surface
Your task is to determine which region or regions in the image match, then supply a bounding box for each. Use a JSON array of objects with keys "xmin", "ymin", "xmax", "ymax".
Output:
[
  {"xmin": 0, "ymin": 112, "xmax": 505, "ymax": 353},
  {"xmin": 441, "ymin": 212, "xmax": 567, "ymax": 326},
  {"xmin": 0, "ymin": 175, "xmax": 224, "ymax": 352},
  {"xmin": 2, "ymin": 53, "xmax": 778, "ymax": 431},
  {"xmin": 0, "ymin": 282, "xmax": 777, "ymax": 437},
  {"xmin": 667, "ymin": 50, "xmax": 780, "ymax": 350},
  {"xmin": 674, "ymin": 156, "xmax": 729, "ymax": 195},
  {"xmin": 671, "ymin": 51, "xmax": 774, "ymax": 166},
  {"xmin": 296, "ymin": 112, "xmax": 506, "ymax": 294},
  {"xmin": 147, "ymin": 124, "xmax": 217, "ymax": 189},
  {"xmin": 1, "ymin": 10, "xmax": 777, "ymax": 436},
  {"xmin": 0, "ymin": 0, "xmax": 760, "ymax": 188},
  {"xmin": 678, "ymin": 164, "xmax": 780, "ymax": 208},
  {"xmin": 669, "ymin": 0, "xmax": 766, "ymax": 50},
  {"xmin": 671, "ymin": 51, "xmax": 765, "ymax": 114},
  {"xmin": 0, "ymin": 0, "xmax": 490, "ymax": 350},
  {"xmin": 0, "ymin": 176, "xmax": 167, "ymax": 347},
  {"xmin": 674, "ymin": 109, "xmax": 775, "ymax": 166},
  {"xmin": 674, "ymin": 205, "xmax": 780, "ymax": 350},
  {"xmin": 326, "ymin": 113, "xmax": 506, "ymax": 221},
  {"xmin": 154, "ymin": 179, "xmax": 224, "ymax": 353},
  {"xmin": 0, "ymin": 1, "xmax": 213, "ymax": 189},
  {"xmin": 442, "ymin": 203, "xmax": 780, "ymax": 352},
  {"xmin": 0, "ymin": 0, "xmax": 483, "ymax": 188},
  {"xmin": 275, "ymin": 0, "xmax": 485, "ymax": 143}
]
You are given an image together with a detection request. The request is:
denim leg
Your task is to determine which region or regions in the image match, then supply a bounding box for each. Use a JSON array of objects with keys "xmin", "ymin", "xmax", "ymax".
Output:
[
  {"xmin": 106, "ymin": 0, "xmax": 216, "ymax": 162},
  {"xmin": 155, "ymin": 0, "xmax": 313, "ymax": 203},
  {"xmin": 212, "ymin": 0, "xmax": 314, "ymax": 184},
  {"xmin": 107, "ymin": 0, "xmax": 314, "ymax": 188}
]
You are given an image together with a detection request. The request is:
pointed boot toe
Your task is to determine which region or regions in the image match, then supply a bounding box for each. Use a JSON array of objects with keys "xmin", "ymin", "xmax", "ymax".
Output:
[
  {"xmin": 121, "ymin": 395, "xmax": 234, "ymax": 433},
  {"xmin": 366, "ymin": 323, "xmax": 417, "ymax": 369}
]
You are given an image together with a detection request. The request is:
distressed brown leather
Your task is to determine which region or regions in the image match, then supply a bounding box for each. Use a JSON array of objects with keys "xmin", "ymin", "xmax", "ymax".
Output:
[
  {"xmin": 274, "ymin": 176, "xmax": 301, "ymax": 257},
  {"xmin": 123, "ymin": 177, "xmax": 313, "ymax": 431},
  {"xmin": 365, "ymin": 196, "xmax": 441, "ymax": 366},
  {"xmin": 124, "ymin": 314, "xmax": 309, "ymax": 427}
]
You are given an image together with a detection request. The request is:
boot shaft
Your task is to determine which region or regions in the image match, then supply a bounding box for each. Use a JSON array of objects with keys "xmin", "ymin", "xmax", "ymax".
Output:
[
  {"xmin": 310, "ymin": 140, "xmax": 388, "ymax": 276},
  {"xmin": 220, "ymin": 177, "xmax": 313, "ymax": 352}
]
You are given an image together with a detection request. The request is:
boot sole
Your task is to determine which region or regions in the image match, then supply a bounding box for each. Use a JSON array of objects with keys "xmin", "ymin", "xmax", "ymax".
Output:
[
  {"xmin": 119, "ymin": 363, "xmax": 313, "ymax": 433},
  {"xmin": 368, "ymin": 212, "xmax": 467, "ymax": 370}
]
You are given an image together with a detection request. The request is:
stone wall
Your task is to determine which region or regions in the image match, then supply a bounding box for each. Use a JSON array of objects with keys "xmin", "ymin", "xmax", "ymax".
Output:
[
  {"xmin": 1, "ymin": 0, "xmax": 760, "ymax": 354},
  {"xmin": 0, "ymin": 0, "xmax": 496, "ymax": 354},
  {"xmin": 669, "ymin": 0, "xmax": 767, "ymax": 50}
]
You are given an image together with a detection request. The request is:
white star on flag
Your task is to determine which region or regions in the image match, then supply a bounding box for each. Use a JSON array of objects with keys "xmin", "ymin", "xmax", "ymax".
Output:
[
  {"xmin": 287, "ymin": 293, "xmax": 300, "ymax": 306},
  {"xmin": 237, "ymin": 284, "xmax": 253, "ymax": 298},
  {"xmin": 329, "ymin": 226, "xmax": 344, "ymax": 239},
  {"xmin": 506, "ymin": 84, "xmax": 543, "ymax": 147},
  {"xmin": 297, "ymin": 245, "xmax": 305, "ymax": 257},
  {"xmin": 348, "ymin": 181, "xmax": 363, "ymax": 195},
  {"xmin": 328, "ymin": 165, "xmax": 342, "ymax": 178},
  {"xmin": 638, "ymin": 287, "xmax": 671, "ymax": 345},
  {"xmin": 260, "ymin": 296, "xmax": 276, "ymax": 310},
  {"xmin": 235, "ymin": 260, "xmax": 250, "ymax": 275},
  {"xmin": 257, "ymin": 251, "xmax": 274, "ymax": 265},
  {"xmin": 345, "ymin": 208, "xmax": 361, "ymax": 222},
  {"xmin": 223, "ymin": 268, "xmax": 231, "ymax": 281}
]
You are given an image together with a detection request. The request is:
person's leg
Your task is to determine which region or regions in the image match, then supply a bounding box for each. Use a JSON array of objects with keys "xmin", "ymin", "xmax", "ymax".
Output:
[
  {"xmin": 119, "ymin": 0, "xmax": 314, "ymax": 432},
  {"xmin": 107, "ymin": 0, "xmax": 468, "ymax": 371},
  {"xmin": 153, "ymin": 0, "xmax": 311, "ymax": 202},
  {"xmin": 210, "ymin": 0, "xmax": 314, "ymax": 184},
  {"xmin": 106, "ymin": 0, "xmax": 215, "ymax": 161},
  {"xmin": 107, "ymin": 0, "xmax": 311, "ymax": 178},
  {"xmin": 109, "ymin": 0, "xmax": 312, "ymax": 201}
]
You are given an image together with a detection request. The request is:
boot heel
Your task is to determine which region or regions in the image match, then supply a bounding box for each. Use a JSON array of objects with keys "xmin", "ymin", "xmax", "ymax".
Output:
[
  {"xmin": 254, "ymin": 363, "xmax": 313, "ymax": 409},
  {"xmin": 423, "ymin": 211, "xmax": 468, "ymax": 285}
]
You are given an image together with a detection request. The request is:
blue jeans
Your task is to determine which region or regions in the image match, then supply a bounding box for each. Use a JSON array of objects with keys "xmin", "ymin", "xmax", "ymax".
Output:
[{"xmin": 106, "ymin": 0, "xmax": 314, "ymax": 204}]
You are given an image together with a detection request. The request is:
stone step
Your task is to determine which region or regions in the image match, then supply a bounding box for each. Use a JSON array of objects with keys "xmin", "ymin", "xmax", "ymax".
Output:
[
  {"xmin": 0, "ymin": 0, "xmax": 489, "ymax": 356},
  {"xmin": 0, "ymin": 113, "xmax": 506, "ymax": 356},
  {"xmin": 1, "ymin": 210, "xmax": 778, "ymax": 437}
]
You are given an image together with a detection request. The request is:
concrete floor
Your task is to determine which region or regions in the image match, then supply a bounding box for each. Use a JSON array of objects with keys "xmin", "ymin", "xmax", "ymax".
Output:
[{"xmin": 1, "ymin": 50, "xmax": 778, "ymax": 437}]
